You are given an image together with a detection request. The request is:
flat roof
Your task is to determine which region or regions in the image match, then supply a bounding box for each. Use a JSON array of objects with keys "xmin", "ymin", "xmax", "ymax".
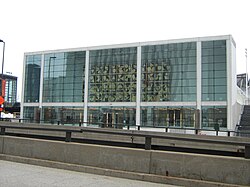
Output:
[{"xmin": 24, "ymin": 35, "xmax": 235, "ymax": 55}]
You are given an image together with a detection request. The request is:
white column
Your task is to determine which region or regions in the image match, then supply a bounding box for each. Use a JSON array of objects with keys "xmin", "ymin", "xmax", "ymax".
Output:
[
  {"xmin": 20, "ymin": 55, "xmax": 27, "ymax": 119},
  {"xmin": 196, "ymin": 41, "xmax": 202, "ymax": 128},
  {"xmin": 39, "ymin": 54, "xmax": 45, "ymax": 106},
  {"xmin": 226, "ymin": 39, "xmax": 232, "ymax": 130},
  {"xmin": 136, "ymin": 46, "xmax": 142, "ymax": 126},
  {"xmin": 39, "ymin": 54, "xmax": 45, "ymax": 122},
  {"xmin": 83, "ymin": 50, "xmax": 90, "ymax": 126}
]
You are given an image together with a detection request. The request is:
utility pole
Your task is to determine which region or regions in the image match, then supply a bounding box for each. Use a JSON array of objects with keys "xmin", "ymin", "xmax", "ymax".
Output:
[{"xmin": 246, "ymin": 48, "xmax": 248, "ymax": 103}]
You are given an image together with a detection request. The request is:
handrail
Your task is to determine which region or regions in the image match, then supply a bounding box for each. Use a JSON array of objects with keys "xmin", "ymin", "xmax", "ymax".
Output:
[
  {"xmin": 80, "ymin": 128, "xmax": 250, "ymax": 159},
  {"xmin": 0, "ymin": 125, "xmax": 82, "ymax": 142},
  {"xmin": 2, "ymin": 118, "xmax": 249, "ymax": 137}
]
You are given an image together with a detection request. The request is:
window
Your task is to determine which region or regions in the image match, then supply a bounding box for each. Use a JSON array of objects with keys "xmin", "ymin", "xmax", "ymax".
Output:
[
  {"xmin": 141, "ymin": 42, "xmax": 197, "ymax": 102},
  {"xmin": 89, "ymin": 48, "xmax": 137, "ymax": 102},
  {"xmin": 43, "ymin": 51, "xmax": 86, "ymax": 102},
  {"xmin": 202, "ymin": 40, "xmax": 227, "ymax": 101},
  {"xmin": 24, "ymin": 55, "xmax": 41, "ymax": 102}
]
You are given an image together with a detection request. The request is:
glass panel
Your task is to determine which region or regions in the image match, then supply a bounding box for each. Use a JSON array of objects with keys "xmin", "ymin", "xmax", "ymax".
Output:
[
  {"xmin": 202, "ymin": 106, "xmax": 227, "ymax": 128},
  {"xmin": 141, "ymin": 42, "xmax": 196, "ymax": 102},
  {"xmin": 24, "ymin": 55, "xmax": 41, "ymax": 102},
  {"xmin": 89, "ymin": 47, "xmax": 137, "ymax": 102},
  {"xmin": 141, "ymin": 106, "xmax": 196, "ymax": 127},
  {"xmin": 201, "ymin": 40, "xmax": 227, "ymax": 101},
  {"xmin": 43, "ymin": 51, "xmax": 85, "ymax": 102},
  {"xmin": 42, "ymin": 106, "xmax": 84, "ymax": 125},
  {"xmin": 87, "ymin": 107, "xmax": 136, "ymax": 127},
  {"xmin": 23, "ymin": 107, "xmax": 40, "ymax": 123}
]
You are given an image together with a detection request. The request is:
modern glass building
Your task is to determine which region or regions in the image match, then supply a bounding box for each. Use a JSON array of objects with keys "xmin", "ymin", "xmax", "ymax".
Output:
[
  {"xmin": 21, "ymin": 35, "xmax": 240, "ymax": 130},
  {"xmin": 2, "ymin": 74, "xmax": 17, "ymax": 107}
]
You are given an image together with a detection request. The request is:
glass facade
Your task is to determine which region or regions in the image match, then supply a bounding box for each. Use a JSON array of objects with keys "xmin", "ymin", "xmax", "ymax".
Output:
[
  {"xmin": 89, "ymin": 48, "xmax": 137, "ymax": 102},
  {"xmin": 201, "ymin": 106, "xmax": 227, "ymax": 128},
  {"xmin": 2, "ymin": 75, "xmax": 17, "ymax": 107},
  {"xmin": 23, "ymin": 107, "xmax": 40, "ymax": 123},
  {"xmin": 88, "ymin": 107, "xmax": 136, "ymax": 127},
  {"xmin": 141, "ymin": 42, "xmax": 196, "ymax": 102},
  {"xmin": 202, "ymin": 40, "xmax": 227, "ymax": 101},
  {"xmin": 141, "ymin": 106, "xmax": 196, "ymax": 127},
  {"xmin": 22, "ymin": 37, "xmax": 234, "ymax": 130},
  {"xmin": 24, "ymin": 55, "xmax": 41, "ymax": 102},
  {"xmin": 43, "ymin": 51, "xmax": 86, "ymax": 102},
  {"xmin": 42, "ymin": 106, "xmax": 84, "ymax": 125}
]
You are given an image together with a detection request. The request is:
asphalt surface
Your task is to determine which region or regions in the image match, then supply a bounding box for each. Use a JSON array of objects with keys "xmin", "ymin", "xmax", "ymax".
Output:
[{"xmin": 0, "ymin": 160, "xmax": 178, "ymax": 187}]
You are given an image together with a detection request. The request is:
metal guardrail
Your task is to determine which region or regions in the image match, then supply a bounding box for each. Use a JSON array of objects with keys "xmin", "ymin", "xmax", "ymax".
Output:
[
  {"xmin": 80, "ymin": 128, "xmax": 250, "ymax": 159},
  {"xmin": 0, "ymin": 125, "xmax": 82, "ymax": 142},
  {"xmin": 2, "ymin": 118, "xmax": 250, "ymax": 137}
]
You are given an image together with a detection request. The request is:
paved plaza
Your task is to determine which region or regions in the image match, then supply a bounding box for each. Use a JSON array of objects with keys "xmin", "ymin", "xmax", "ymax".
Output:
[{"xmin": 0, "ymin": 160, "xmax": 177, "ymax": 187}]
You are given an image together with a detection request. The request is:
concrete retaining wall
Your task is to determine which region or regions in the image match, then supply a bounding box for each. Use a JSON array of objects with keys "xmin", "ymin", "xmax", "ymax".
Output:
[{"xmin": 0, "ymin": 135, "xmax": 249, "ymax": 186}]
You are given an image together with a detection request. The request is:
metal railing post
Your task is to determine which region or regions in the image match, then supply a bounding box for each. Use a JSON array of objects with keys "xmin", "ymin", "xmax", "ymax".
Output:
[
  {"xmin": 245, "ymin": 145, "xmax": 250, "ymax": 159},
  {"xmin": 0, "ymin": 127, "xmax": 5, "ymax": 135},
  {"xmin": 65, "ymin": 131, "xmax": 72, "ymax": 142},
  {"xmin": 145, "ymin": 136, "xmax": 151, "ymax": 150}
]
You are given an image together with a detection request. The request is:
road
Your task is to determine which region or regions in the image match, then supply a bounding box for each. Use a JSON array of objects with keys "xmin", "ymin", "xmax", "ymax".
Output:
[{"xmin": 0, "ymin": 160, "xmax": 178, "ymax": 187}]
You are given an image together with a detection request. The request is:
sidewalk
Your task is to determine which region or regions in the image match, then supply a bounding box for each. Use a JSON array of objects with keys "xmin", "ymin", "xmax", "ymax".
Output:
[{"xmin": 0, "ymin": 160, "xmax": 177, "ymax": 187}]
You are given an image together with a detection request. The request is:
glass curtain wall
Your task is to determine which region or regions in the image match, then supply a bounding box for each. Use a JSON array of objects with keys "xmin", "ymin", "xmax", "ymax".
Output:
[
  {"xmin": 89, "ymin": 47, "xmax": 137, "ymax": 102},
  {"xmin": 23, "ymin": 107, "xmax": 40, "ymax": 123},
  {"xmin": 5, "ymin": 78, "xmax": 17, "ymax": 106},
  {"xmin": 24, "ymin": 55, "xmax": 41, "ymax": 102},
  {"xmin": 141, "ymin": 42, "xmax": 196, "ymax": 102},
  {"xmin": 202, "ymin": 40, "xmax": 227, "ymax": 101},
  {"xmin": 88, "ymin": 107, "xmax": 136, "ymax": 127},
  {"xmin": 43, "ymin": 51, "xmax": 85, "ymax": 102},
  {"xmin": 141, "ymin": 106, "xmax": 196, "ymax": 127},
  {"xmin": 42, "ymin": 106, "xmax": 84, "ymax": 125},
  {"xmin": 201, "ymin": 106, "xmax": 227, "ymax": 128}
]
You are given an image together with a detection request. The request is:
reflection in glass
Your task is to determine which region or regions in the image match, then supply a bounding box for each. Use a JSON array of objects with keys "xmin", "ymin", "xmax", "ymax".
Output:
[
  {"xmin": 43, "ymin": 51, "xmax": 86, "ymax": 102},
  {"xmin": 23, "ymin": 107, "xmax": 40, "ymax": 123},
  {"xmin": 141, "ymin": 42, "xmax": 196, "ymax": 102},
  {"xmin": 141, "ymin": 106, "xmax": 196, "ymax": 127},
  {"xmin": 88, "ymin": 107, "xmax": 136, "ymax": 127},
  {"xmin": 202, "ymin": 40, "xmax": 227, "ymax": 101},
  {"xmin": 42, "ymin": 106, "xmax": 84, "ymax": 125},
  {"xmin": 89, "ymin": 48, "xmax": 137, "ymax": 102},
  {"xmin": 202, "ymin": 106, "xmax": 227, "ymax": 128},
  {"xmin": 24, "ymin": 55, "xmax": 41, "ymax": 102}
]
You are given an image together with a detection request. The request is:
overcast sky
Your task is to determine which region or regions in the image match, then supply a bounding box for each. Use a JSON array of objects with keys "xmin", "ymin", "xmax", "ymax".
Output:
[{"xmin": 0, "ymin": 0, "xmax": 250, "ymax": 101}]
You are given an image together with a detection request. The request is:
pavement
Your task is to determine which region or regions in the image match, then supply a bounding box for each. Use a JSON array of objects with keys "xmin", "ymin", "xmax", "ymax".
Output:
[{"xmin": 0, "ymin": 160, "xmax": 178, "ymax": 187}]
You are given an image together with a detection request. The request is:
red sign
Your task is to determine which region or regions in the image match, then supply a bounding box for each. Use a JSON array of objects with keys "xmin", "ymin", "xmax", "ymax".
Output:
[
  {"xmin": 0, "ymin": 96, "xmax": 4, "ymax": 105},
  {"xmin": 1, "ymin": 79, "xmax": 6, "ymax": 97}
]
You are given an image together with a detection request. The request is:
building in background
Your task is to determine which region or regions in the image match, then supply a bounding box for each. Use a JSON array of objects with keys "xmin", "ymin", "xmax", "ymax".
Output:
[
  {"xmin": 21, "ymin": 35, "xmax": 242, "ymax": 131},
  {"xmin": 2, "ymin": 74, "xmax": 17, "ymax": 107}
]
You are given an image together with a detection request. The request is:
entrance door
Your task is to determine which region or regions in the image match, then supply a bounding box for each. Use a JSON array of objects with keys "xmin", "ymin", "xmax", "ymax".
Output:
[
  {"xmin": 102, "ymin": 113, "xmax": 113, "ymax": 127},
  {"xmin": 168, "ymin": 109, "xmax": 181, "ymax": 127}
]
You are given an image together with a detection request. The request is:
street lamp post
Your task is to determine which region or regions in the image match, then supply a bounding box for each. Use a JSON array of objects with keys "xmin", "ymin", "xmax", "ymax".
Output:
[
  {"xmin": 0, "ymin": 39, "xmax": 5, "ymax": 78},
  {"xmin": 0, "ymin": 39, "xmax": 5, "ymax": 119},
  {"xmin": 246, "ymin": 48, "xmax": 248, "ymax": 102},
  {"xmin": 48, "ymin": 56, "xmax": 56, "ymax": 89}
]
